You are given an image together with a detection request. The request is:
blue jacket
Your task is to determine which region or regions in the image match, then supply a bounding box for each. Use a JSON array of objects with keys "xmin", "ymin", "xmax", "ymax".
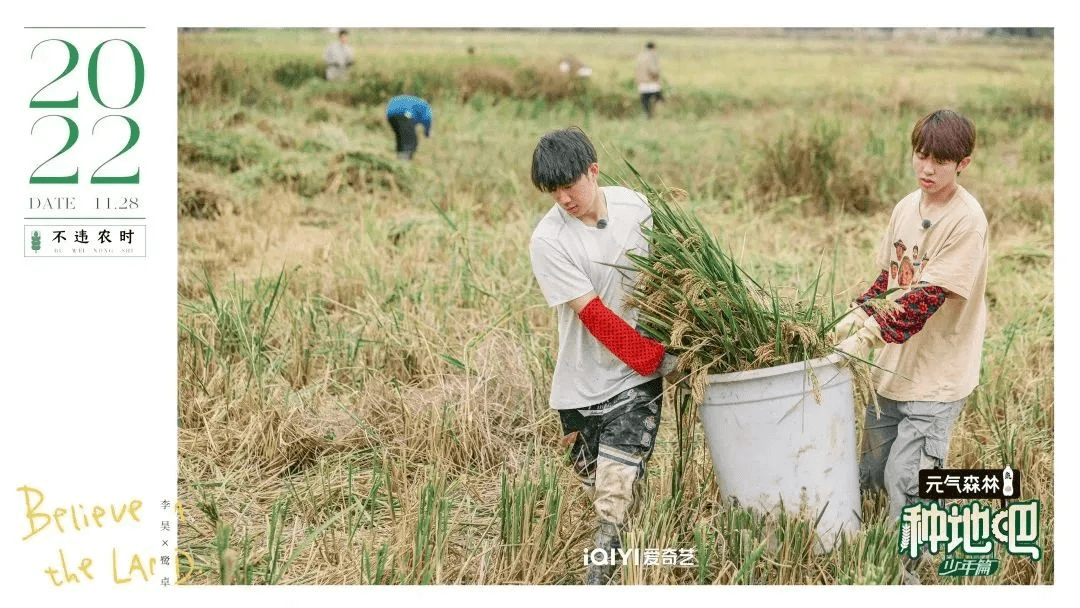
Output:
[{"xmin": 386, "ymin": 95, "xmax": 432, "ymax": 137}]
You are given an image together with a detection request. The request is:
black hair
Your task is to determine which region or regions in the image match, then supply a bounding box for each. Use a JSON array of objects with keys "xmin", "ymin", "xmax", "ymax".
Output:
[
  {"xmin": 645, "ymin": 41, "xmax": 655, "ymax": 49},
  {"xmin": 911, "ymin": 109, "xmax": 976, "ymax": 164},
  {"xmin": 530, "ymin": 127, "xmax": 597, "ymax": 192}
]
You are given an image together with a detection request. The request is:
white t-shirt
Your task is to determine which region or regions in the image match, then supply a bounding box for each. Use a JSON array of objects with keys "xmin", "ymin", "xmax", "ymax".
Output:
[
  {"xmin": 529, "ymin": 186, "xmax": 659, "ymax": 410},
  {"xmin": 871, "ymin": 185, "xmax": 989, "ymax": 402}
]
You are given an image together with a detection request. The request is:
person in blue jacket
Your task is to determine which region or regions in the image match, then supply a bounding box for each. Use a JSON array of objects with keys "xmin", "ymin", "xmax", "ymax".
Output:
[{"xmin": 386, "ymin": 95, "xmax": 432, "ymax": 160}]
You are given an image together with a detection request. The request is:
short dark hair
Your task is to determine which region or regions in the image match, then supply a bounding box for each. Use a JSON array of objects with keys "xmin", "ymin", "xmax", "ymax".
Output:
[
  {"xmin": 645, "ymin": 41, "xmax": 656, "ymax": 49},
  {"xmin": 531, "ymin": 127, "xmax": 597, "ymax": 192},
  {"xmin": 911, "ymin": 109, "xmax": 976, "ymax": 163}
]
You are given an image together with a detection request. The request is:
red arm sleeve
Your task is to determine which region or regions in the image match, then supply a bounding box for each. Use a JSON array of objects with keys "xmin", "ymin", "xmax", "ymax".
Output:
[
  {"xmin": 872, "ymin": 285, "xmax": 947, "ymax": 344},
  {"xmin": 855, "ymin": 270, "xmax": 890, "ymax": 315},
  {"xmin": 578, "ymin": 298, "xmax": 665, "ymax": 376}
]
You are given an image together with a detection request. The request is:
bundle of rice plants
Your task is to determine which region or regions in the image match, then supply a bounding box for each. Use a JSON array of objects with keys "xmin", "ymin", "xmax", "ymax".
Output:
[
  {"xmin": 617, "ymin": 162, "xmax": 872, "ymax": 408},
  {"xmin": 616, "ymin": 163, "xmax": 877, "ymax": 508}
]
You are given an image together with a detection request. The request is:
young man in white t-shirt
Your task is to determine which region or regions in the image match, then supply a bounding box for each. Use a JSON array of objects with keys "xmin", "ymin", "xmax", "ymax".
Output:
[
  {"xmin": 835, "ymin": 109, "xmax": 988, "ymax": 583},
  {"xmin": 528, "ymin": 127, "xmax": 677, "ymax": 585}
]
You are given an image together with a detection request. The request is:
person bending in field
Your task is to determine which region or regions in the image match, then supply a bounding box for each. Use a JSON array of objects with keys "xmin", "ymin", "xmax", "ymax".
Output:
[
  {"xmin": 386, "ymin": 95, "xmax": 432, "ymax": 160},
  {"xmin": 834, "ymin": 109, "xmax": 988, "ymax": 584},
  {"xmin": 528, "ymin": 127, "xmax": 679, "ymax": 585}
]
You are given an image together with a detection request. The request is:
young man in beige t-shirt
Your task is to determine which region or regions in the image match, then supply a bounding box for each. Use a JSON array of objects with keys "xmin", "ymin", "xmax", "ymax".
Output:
[{"xmin": 835, "ymin": 110, "xmax": 988, "ymax": 580}]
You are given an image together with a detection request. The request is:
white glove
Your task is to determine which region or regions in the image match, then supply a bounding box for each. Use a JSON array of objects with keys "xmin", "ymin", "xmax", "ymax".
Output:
[
  {"xmin": 659, "ymin": 352, "xmax": 679, "ymax": 376},
  {"xmin": 833, "ymin": 305, "xmax": 870, "ymax": 338},
  {"xmin": 658, "ymin": 352, "xmax": 688, "ymax": 384},
  {"xmin": 835, "ymin": 316, "xmax": 885, "ymax": 359}
]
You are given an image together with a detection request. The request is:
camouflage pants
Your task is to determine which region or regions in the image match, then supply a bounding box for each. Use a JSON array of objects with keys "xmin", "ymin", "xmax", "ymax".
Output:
[{"xmin": 559, "ymin": 378, "xmax": 663, "ymax": 529}]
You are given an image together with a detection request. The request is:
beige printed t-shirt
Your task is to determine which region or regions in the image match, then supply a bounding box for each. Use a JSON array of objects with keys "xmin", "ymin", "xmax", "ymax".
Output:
[{"xmin": 871, "ymin": 185, "xmax": 989, "ymax": 402}]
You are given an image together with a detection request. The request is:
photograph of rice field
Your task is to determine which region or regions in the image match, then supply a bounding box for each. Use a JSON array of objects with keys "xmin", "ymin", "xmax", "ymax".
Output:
[{"xmin": 176, "ymin": 27, "xmax": 1053, "ymax": 585}]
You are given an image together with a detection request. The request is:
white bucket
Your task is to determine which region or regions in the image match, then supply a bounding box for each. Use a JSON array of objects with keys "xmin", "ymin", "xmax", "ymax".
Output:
[{"xmin": 699, "ymin": 352, "xmax": 862, "ymax": 552}]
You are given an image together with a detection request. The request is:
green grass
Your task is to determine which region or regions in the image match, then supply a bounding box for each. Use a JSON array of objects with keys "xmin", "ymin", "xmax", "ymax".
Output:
[{"xmin": 177, "ymin": 28, "xmax": 1053, "ymax": 585}]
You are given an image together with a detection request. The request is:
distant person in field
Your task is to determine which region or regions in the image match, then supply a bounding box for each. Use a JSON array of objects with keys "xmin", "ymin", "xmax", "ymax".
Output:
[
  {"xmin": 323, "ymin": 29, "xmax": 354, "ymax": 82},
  {"xmin": 834, "ymin": 109, "xmax": 987, "ymax": 583},
  {"xmin": 635, "ymin": 41, "xmax": 662, "ymax": 118},
  {"xmin": 528, "ymin": 127, "xmax": 680, "ymax": 585},
  {"xmin": 385, "ymin": 95, "xmax": 432, "ymax": 161}
]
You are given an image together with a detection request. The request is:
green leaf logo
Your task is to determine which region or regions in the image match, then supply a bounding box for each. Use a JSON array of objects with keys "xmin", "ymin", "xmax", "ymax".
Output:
[{"xmin": 31, "ymin": 230, "xmax": 41, "ymax": 253}]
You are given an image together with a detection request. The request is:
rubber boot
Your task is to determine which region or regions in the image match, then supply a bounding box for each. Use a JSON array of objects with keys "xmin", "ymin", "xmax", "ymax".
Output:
[{"xmin": 584, "ymin": 521, "xmax": 620, "ymax": 585}]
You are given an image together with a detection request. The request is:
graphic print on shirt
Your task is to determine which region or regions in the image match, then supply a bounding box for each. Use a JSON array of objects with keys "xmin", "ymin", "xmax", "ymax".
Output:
[
  {"xmin": 898, "ymin": 256, "xmax": 915, "ymax": 287},
  {"xmin": 891, "ymin": 239, "xmax": 928, "ymax": 289},
  {"xmin": 893, "ymin": 239, "xmax": 907, "ymax": 262}
]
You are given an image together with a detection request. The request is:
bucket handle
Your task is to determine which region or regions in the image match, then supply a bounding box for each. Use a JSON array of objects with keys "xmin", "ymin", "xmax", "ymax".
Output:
[{"xmin": 775, "ymin": 365, "xmax": 848, "ymax": 425}]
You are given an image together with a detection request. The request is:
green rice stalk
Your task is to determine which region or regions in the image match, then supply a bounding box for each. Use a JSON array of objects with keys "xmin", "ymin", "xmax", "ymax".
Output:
[
  {"xmin": 614, "ymin": 162, "xmax": 873, "ymax": 408},
  {"xmin": 612, "ymin": 163, "xmax": 877, "ymax": 498}
]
